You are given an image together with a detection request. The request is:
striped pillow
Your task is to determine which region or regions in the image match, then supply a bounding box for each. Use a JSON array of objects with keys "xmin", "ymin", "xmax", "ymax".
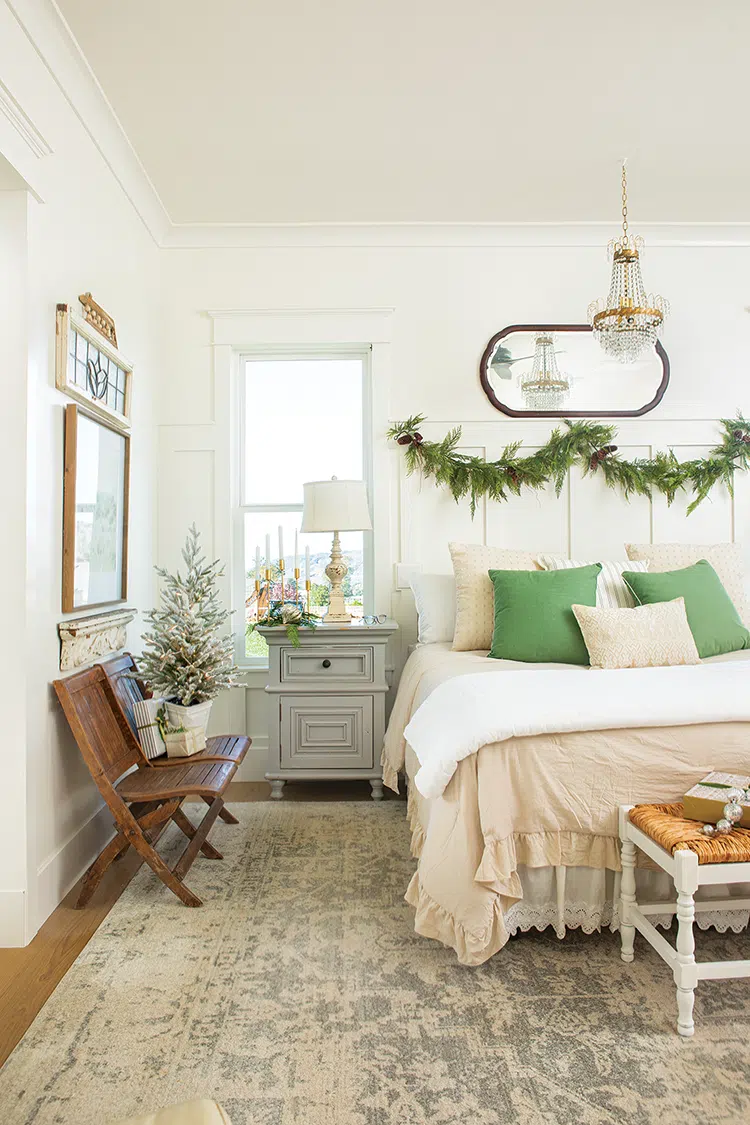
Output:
[{"xmin": 535, "ymin": 555, "xmax": 649, "ymax": 609}]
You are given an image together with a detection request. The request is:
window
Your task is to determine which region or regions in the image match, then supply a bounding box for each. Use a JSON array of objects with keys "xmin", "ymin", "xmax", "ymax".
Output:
[{"xmin": 236, "ymin": 353, "xmax": 371, "ymax": 662}]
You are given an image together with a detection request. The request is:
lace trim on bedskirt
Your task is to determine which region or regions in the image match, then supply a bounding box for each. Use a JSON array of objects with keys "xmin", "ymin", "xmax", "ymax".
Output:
[
  {"xmin": 406, "ymin": 873, "xmax": 750, "ymax": 965},
  {"xmin": 475, "ymin": 833, "xmax": 622, "ymax": 897},
  {"xmin": 504, "ymin": 899, "xmax": 750, "ymax": 940}
]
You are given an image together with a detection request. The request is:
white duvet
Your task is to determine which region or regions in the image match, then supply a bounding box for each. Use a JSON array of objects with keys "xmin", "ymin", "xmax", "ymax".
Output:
[{"xmin": 404, "ymin": 660, "xmax": 750, "ymax": 799}]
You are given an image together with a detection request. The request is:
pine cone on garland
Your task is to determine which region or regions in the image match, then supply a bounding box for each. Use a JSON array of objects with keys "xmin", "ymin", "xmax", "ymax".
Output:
[
  {"xmin": 733, "ymin": 429, "xmax": 750, "ymax": 444},
  {"xmin": 396, "ymin": 432, "xmax": 424, "ymax": 446},
  {"xmin": 589, "ymin": 444, "xmax": 618, "ymax": 471}
]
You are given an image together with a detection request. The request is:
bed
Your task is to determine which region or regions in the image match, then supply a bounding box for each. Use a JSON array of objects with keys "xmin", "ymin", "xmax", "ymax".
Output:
[{"xmin": 382, "ymin": 643, "xmax": 750, "ymax": 965}]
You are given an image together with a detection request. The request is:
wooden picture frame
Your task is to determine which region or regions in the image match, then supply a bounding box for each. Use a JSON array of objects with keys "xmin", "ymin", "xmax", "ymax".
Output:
[
  {"xmin": 62, "ymin": 404, "xmax": 130, "ymax": 614},
  {"xmin": 56, "ymin": 304, "xmax": 133, "ymax": 431}
]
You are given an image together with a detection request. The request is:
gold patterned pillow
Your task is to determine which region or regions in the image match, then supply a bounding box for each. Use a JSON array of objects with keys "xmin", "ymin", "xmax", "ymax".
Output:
[
  {"xmin": 572, "ymin": 598, "xmax": 700, "ymax": 670},
  {"xmin": 625, "ymin": 542, "xmax": 748, "ymax": 626},
  {"xmin": 449, "ymin": 542, "xmax": 539, "ymax": 651}
]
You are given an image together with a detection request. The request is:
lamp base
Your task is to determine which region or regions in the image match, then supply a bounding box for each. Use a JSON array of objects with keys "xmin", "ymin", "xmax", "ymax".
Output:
[{"xmin": 324, "ymin": 530, "xmax": 352, "ymax": 624}]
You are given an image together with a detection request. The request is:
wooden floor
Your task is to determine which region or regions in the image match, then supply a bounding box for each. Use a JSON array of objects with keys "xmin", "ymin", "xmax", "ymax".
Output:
[{"xmin": 0, "ymin": 779, "xmax": 396, "ymax": 1069}]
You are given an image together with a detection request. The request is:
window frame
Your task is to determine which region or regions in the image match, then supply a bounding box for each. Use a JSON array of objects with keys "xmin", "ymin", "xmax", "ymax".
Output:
[{"xmin": 233, "ymin": 345, "xmax": 374, "ymax": 667}]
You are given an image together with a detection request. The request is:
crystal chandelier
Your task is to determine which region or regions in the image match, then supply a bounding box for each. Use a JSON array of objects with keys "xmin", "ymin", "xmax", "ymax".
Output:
[
  {"xmin": 588, "ymin": 162, "xmax": 668, "ymax": 363},
  {"xmin": 520, "ymin": 334, "xmax": 570, "ymax": 410}
]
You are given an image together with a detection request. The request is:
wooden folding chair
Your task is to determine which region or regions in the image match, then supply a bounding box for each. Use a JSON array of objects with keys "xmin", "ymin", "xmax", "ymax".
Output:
[
  {"xmin": 100, "ymin": 653, "xmax": 250, "ymax": 826},
  {"xmin": 54, "ymin": 666, "xmax": 237, "ymax": 908}
]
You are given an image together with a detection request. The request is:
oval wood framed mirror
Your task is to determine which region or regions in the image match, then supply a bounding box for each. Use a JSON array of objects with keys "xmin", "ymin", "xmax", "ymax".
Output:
[{"xmin": 480, "ymin": 323, "xmax": 670, "ymax": 419}]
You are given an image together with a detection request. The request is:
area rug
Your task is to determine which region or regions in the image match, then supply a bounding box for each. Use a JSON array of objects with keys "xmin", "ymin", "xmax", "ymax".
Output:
[{"xmin": 1, "ymin": 801, "xmax": 749, "ymax": 1125}]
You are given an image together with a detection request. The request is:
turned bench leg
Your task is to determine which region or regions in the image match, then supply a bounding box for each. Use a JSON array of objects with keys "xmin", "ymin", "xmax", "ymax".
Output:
[
  {"xmin": 370, "ymin": 779, "xmax": 384, "ymax": 802},
  {"xmin": 619, "ymin": 808, "xmax": 636, "ymax": 963},
  {"xmin": 674, "ymin": 849, "xmax": 699, "ymax": 1038},
  {"xmin": 269, "ymin": 779, "xmax": 285, "ymax": 800}
]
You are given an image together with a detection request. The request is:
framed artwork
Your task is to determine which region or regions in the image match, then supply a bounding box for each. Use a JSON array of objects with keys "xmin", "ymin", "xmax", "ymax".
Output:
[
  {"xmin": 56, "ymin": 303, "xmax": 133, "ymax": 430},
  {"xmin": 62, "ymin": 404, "xmax": 130, "ymax": 614}
]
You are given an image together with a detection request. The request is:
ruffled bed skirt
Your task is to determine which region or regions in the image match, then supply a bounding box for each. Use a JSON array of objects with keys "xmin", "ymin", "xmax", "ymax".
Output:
[
  {"xmin": 403, "ymin": 769, "xmax": 750, "ymax": 964},
  {"xmin": 406, "ymin": 863, "xmax": 750, "ymax": 965}
]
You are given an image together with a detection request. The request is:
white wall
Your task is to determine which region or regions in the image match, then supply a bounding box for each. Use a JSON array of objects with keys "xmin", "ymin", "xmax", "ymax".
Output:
[
  {"xmin": 0, "ymin": 184, "xmax": 30, "ymax": 943},
  {"xmin": 157, "ymin": 233, "xmax": 750, "ymax": 777},
  {"xmin": 0, "ymin": 0, "xmax": 161, "ymax": 942}
]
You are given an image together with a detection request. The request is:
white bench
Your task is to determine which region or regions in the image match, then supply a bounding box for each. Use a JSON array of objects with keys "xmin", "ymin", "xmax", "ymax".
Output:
[{"xmin": 619, "ymin": 804, "xmax": 750, "ymax": 1037}]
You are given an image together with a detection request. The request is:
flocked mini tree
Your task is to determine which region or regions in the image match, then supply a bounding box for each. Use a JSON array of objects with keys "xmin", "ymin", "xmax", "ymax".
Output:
[{"xmin": 138, "ymin": 526, "xmax": 240, "ymax": 705}]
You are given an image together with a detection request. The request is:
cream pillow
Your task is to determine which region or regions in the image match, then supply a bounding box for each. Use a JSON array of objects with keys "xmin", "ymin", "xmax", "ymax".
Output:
[
  {"xmin": 572, "ymin": 598, "xmax": 700, "ymax": 670},
  {"xmin": 536, "ymin": 555, "xmax": 648, "ymax": 608},
  {"xmin": 625, "ymin": 542, "xmax": 748, "ymax": 626},
  {"xmin": 449, "ymin": 542, "xmax": 539, "ymax": 651}
]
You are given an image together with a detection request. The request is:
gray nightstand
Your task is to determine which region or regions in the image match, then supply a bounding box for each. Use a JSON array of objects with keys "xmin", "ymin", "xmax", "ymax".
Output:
[{"xmin": 258, "ymin": 620, "xmax": 398, "ymax": 801}]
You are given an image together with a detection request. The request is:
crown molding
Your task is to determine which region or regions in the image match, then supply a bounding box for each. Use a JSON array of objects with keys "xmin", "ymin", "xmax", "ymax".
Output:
[
  {"xmin": 0, "ymin": 77, "xmax": 51, "ymax": 160},
  {"xmin": 161, "ymin": 220, "xmax": 750, "ymax": 251},
  {"xmin": 5, "ymin": 4, "xmax": 750, "ymax": 252},
  {"xmin": 3, "ymin": 0, "xmax": 170, "ymax": 244}
]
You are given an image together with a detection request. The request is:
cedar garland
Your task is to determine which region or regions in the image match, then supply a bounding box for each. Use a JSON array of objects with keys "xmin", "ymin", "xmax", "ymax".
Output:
[{"xmin": 388, "ymin": 414, "xmax": 750, "ymax": 516}]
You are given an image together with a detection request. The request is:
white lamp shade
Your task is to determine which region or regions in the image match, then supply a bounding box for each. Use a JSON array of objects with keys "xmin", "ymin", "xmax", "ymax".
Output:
[{"xmin": 300, "ymin": 478, "xmax": 372, "ymax": 533}]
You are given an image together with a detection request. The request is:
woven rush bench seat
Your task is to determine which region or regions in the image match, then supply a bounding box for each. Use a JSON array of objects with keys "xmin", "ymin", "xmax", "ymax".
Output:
[
  {"xmin": 619, "ymin": 802, "xmax": 750, "ymax": 1037},
  {"xmin": 629, "ymin": 802, "xmax": 750, "ymax": 864}
]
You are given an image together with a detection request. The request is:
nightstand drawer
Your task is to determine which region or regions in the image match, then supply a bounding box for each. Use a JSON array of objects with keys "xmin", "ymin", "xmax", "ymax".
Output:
[
  {"xmin": 280, "ymin": 695, "xmax": 374, "ymax": 769},
  {"xmin": 280, "ymin": 645, "xmax": 374, "ymax": 684}
]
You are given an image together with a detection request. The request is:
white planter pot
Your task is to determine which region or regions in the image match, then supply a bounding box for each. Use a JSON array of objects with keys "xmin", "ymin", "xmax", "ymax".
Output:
[{"xmin": 164, "ymin": 699, "xmax": 213, "ymax": 750}]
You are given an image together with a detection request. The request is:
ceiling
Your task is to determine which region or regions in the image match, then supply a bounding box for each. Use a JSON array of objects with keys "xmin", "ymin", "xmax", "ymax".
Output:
[{"xmin": 56, "ymin": 0, "xmax": 750, "ymax": 225}]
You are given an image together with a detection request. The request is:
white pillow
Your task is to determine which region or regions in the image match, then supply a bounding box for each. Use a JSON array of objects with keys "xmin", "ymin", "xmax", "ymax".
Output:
[
  {"xmin": 409, "ymin": 572, "xmax": 456, "ymax": 645},
  {"xmin": 449, "ymin": 542, "xmax": 540, "ymax": 651},
  {"xmin": 536, "ymin": 555, "xmax": 649, "ymax": 609},
  {"xmin": 625, "ymin": 542, "xmax": 749, "ymax": 626}
]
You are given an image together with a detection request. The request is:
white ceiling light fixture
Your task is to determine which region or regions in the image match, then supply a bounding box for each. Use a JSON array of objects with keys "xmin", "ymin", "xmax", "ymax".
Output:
[
  {"xmin": 520, "ymin": 334, "xmax": 570, "ymax": 411},
  {"xmin": 588, "ymin": 161, "xmax": 669, "ymax": 363}
]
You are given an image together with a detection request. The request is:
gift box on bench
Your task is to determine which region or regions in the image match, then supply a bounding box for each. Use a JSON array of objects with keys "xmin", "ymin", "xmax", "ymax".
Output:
[
  {"xmin": 683, "ymin": 771, "xmax": 750, "ymax": 828},
  {"xmin": 163, "ymin": 728, "xmax": 205, "ymax": 758}
]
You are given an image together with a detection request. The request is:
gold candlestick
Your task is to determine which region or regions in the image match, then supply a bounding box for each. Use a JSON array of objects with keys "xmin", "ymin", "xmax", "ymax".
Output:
[
  {"xmin": 264, "ymin": 568, "xmax": 271, "ymax": 621},
  {"xmin": 305, "ymin": 578, "xmax": 311, "ymax": 616},
  {"xmin": 278, "ymin": 558, "xmax": 285, "ymax": 603},
  {"xmin": 294, "ymin": 567, "xmax": 300, "ymax": 605},
  {"xmin": 254, "ymin": 579, "xmax": 261, "ymax": 622}
]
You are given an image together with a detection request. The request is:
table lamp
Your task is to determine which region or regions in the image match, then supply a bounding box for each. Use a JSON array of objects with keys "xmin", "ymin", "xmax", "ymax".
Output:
[{"xmin": 300, "ymin": 477, "xmax": 372, "ymax": 623}]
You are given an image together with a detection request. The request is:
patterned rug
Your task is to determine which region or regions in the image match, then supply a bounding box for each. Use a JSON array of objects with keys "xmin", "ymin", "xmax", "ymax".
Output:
[{"xmin": 1, "ymin": 801, "xmax": 749, "ymax": 1125}]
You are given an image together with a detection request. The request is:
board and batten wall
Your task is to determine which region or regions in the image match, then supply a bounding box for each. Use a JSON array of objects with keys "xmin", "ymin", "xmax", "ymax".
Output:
[
  {"xmin": 157, "ymin": 232, "xmax": 750, "ymax": 780},
  {"xmin": 0, "ymin": 0, "xmax": 162, "ymax": 944}
]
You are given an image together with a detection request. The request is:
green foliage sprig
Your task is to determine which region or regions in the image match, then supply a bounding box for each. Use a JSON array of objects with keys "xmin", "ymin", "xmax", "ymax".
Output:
[
  {"xmin": 388, "ymin": 414, "xmax": 750, "ymax": 516},
  {"xmin": 249, "ymin": 600, "xmax": 320, "ymax": 648}
]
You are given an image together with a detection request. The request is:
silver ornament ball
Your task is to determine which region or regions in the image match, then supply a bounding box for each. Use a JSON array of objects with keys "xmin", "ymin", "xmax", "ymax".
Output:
[
  {"xmin": 725, "ymin": 787, "xmax": 745, "ymax": 803},
  {"xmin": 715, "ymin": 818, "xmax": 732, "ymax": 835},
  {"xmin": 701, "ymin": 823, "xmax": 716, "ymax": 837},
  {"xmin": 724, "ymin": 801, "xmax": 743, "ymax": 823}
]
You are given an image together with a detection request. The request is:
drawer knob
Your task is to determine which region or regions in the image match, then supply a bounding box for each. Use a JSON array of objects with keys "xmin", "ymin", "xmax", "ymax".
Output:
[{"xmin": 322, "ymin": 659, "xmax": 332, "ymax": 669}]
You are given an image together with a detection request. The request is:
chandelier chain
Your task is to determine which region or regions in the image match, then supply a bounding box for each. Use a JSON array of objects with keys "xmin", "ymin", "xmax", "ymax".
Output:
[{"xmin": 621, "ymin": 162, "xmax": 628, "ymax": 237}]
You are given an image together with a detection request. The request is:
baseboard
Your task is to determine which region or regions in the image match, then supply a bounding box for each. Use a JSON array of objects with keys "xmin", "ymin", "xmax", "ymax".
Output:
[
  {"xmin": 234, "ymin": 739, "xmax": 268, "ymax": 782},
  {"xmin": 32, "ymin": 803, "xmax": 114, "ymax": 940},
  {"xmin": 0, "ymin": 890, "xmax": 27, "ymax": 947}
]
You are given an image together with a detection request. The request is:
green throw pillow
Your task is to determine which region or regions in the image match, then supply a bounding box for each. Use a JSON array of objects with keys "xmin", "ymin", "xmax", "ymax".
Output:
[
  {"xmin": 488, "ymin": 564, "xmax": 601, "ymax": 665},
  {"xmin": 622, "ymin": 560, "xmax": 750, "ymax": 659}
]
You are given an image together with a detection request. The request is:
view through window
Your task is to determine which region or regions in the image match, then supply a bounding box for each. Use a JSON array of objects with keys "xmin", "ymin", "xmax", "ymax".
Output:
[{"xmin": 239, "ymin": 355, "xmax": 368, "ymax": 660}]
